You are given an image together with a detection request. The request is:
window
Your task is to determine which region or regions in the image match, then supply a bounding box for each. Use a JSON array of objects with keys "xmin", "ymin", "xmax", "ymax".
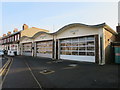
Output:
[
  {"xmin": 18, "ymin": 34, "xmax": 20, "ymax": 40},
  {"xmin": 7, "ymin": 38, "xmax": 9, "ymax": 43},
  {"xmin": 86, "ymin": 36, "xmax": 94, "ymax": 41},
  {"xmin": 79, "ymin": 52, "xmax": 86, "ymax": 55},
  {"xmin": 11, "ymin": 44, "xmax": 17, "ymax": 50},
  {"xmin": 12, "ymin": 36, "xmax": 14, "ymax": 41},
  {"xmin": 15, "ymin": 35, "xmax": 17, "ymax": 41},
  {"xmin": 87, "ymin": 52, "xmax": 94, "ymax": 56}
]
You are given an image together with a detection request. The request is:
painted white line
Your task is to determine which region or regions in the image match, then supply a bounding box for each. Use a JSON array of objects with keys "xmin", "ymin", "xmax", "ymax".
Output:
[{"xmin": 25, "ymin": 61, "xmax": 43, "ymax": 90}]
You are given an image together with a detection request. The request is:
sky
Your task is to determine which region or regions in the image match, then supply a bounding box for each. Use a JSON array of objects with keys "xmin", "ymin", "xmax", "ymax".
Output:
[
  {"xmin": 0, "ymin": 0, "xmax": 119, "ymax": 36},
  {"xmin": 118, "ymin": 1, "xmax": 120, "ymax": 25}
]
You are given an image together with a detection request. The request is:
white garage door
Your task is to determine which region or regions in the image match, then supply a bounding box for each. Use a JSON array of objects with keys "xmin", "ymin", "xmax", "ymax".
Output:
[
  {"xmin": 36, "ymin": 41, "xmax": 53, "ymax": 58},
  {"xmin": 60, "ymin": 36, "xmax": 95, "ymax": 62},
  {"xmin": 22, "ymin": 43, "xmax": 32, "ymax": 56}
]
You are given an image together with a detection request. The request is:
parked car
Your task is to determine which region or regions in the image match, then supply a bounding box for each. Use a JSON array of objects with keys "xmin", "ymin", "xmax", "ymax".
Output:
[
  {"xmin": 7, "ymin": 50, "xmax": 15, "ymax": 56},
  {"xmin": 0, "ymin": 50, "xmax": 4, "ymax": 57},
  {"xmin": 3, "ymin": 50, "xmax": 7, "ymax": 55}
]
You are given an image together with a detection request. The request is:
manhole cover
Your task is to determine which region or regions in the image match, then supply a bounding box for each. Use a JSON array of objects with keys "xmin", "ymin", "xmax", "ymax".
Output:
[{"xmin": 39, "ymin": 69, "xmax": 55, "ymax": 74}]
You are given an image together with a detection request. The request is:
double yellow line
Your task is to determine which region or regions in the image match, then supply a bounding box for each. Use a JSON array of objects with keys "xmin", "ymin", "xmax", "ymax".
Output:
[{"xmin": 0, "ymin": 59, "xmax": 11, "ymax": 76}]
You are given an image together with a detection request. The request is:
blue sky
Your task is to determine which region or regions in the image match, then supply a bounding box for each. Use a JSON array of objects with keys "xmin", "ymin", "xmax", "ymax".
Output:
[{"xmin": 1, "ymin": 2, "xmax": 118, "ymax": 36}]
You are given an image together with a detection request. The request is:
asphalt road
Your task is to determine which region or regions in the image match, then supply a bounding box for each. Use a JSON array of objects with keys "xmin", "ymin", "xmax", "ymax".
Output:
[
  {"xmin": 2, "ymin": 56, "xmax": 41, "ymax": 89},
  {"xmin": 2, "ymin": 55, "xmax": 120, "ymax": 89},
  {"xmin": 2, "ymin": 56, "xmax": 8, "ymax": 67}
]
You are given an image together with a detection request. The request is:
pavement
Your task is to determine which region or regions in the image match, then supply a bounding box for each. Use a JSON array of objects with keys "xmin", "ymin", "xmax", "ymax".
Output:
[{"xmin": 2, "ymin": 55, "xmax": 120, "ymax": 89}]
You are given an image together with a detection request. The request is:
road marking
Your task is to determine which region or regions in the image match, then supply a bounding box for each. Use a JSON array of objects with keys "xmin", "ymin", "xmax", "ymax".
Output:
[
  {"xmin": 2, "ymin": 58, "xmax": 13, "ymax": 85},
  {"xmin": 62, "ymin": 66, "xmax": 78, "ymax": 70},
  {"xmin": 39, "ymin": 70, "xmax": 55, "ymax": 75},
  {"xmin": 0, "ymin": 59, "xmax": 11, "ymax": 73},
  {"xmin": 24, "ymin": 61, "xmax": 43, "ymax": 90},
  {"xmin": 0, "ymin": 61, "xmax": 10, "ymax": 76}
]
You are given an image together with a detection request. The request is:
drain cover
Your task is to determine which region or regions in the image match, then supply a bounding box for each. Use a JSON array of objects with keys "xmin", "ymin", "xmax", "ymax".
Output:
[
  {"xmin": 62, "ymin": 64, "xmax": 78, "ymax": 69},
  {"xmin": 46, "ymin": 61, "xmax": 52, "ymax": 64},
  {"xmin": 55, "ymin": 60, "xmax": 63, "ymax": 63},
  {"xmin": 39, "ymin": 69, "xmax": 55, "ymax": 74},
  {"xmin": 68, "ymin": 64, "xmax": 77, "ymax": 67},
  {"xmin": 46, "ymin": 60, "xmax": 63, "ymax": 64}
]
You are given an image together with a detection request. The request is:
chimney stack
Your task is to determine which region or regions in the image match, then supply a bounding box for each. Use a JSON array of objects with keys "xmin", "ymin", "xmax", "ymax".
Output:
[
  {"xmin": 23, "ymin": 24, "xmax": 29, "ymax": 30},
  {"xmin": 7, "ymin": 31, "xmax": 11, "ymax": 35},
  {"xmin": 13, "ymin": 28, "xmax": 18, "ymax": 33},
  {"xmin": 3, "ymin": 34, "xmax": 6, "ymax": 37},
  {"xmin": 116, "ymin": 26, "xmax": 120, "ymax": 34}
]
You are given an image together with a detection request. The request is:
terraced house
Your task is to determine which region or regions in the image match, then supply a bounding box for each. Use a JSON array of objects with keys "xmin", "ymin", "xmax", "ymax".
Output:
[
  {"xmin": 0, "ymin": 24, "xmax": 49, "ymax": 55},
  {"xmin": 1, "ymin": 29, "xmax": 21, "ymax": 55},
  {"xmin": 19, "ymin": 23, "xmax": 118, "ymax": 65}
]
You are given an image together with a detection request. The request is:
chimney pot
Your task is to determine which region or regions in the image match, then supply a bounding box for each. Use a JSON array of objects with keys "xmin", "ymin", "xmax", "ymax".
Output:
[
  {"xmin": 23, "ymin": 24, "xmax": 29, "ymax": 30},
  {"xmin": 13, "ymin": 28, "xmax": 18, "ymax": 32},
  {"xmin": 7, "ymin": 31, "xmax": 11, "ymax": 35},
  {"xmin": 3, "ymin": 34, "xmax": 6, "ymax": 37}
]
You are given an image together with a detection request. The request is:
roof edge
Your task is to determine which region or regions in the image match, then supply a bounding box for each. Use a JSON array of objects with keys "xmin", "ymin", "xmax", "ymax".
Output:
[{"xmin": 53, "ymin": 23, "xmax": 106, "ymax": 34}]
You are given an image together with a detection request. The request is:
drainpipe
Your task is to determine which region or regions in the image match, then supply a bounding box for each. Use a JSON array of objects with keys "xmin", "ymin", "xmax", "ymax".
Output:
[
  {"xmin": 98, "ymin": 34, "xmax": 101, "ymax": 65},
  {"xmin": 52, "ymin": 34, "xmax": 56, "ymax": 60},
  {"xmin": 58, "ymin": 39, "xmax": 60, "ymax": 60},
  {"xmin": 34, "ymin": 42, "xmax": 37, "ymax": 57},
  {"xmin": 21, "ymin": 43, "xmax": 23, "ymax": 55},
  {"xmin": 32, "ymin": 39, "xmax": 34, "ymax": 57},
  {"xmin": 100, "ymin": 32, "xmax": 105, "ymax": 65}
]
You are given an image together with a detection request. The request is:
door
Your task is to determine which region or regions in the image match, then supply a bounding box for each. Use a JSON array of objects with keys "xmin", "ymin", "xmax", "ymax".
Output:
[
  {"xmin": 59, "ymin": 36, "xmax": 96, "ymax": 62},
  {"xmin": 115, "ymin": 46, "xmax": 120, "ymax": 63},
  {"xmin": 36, "ymin": 40, "xmax": 53, "ymax": 58},
  {"xmin": 22, "ymin": 43, "xmax": 32, "ymax": 56}
]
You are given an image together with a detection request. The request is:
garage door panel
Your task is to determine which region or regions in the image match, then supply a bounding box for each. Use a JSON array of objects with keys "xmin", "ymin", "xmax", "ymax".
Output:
[
  {"xmin": 23, "ymin": 52, "xmax": 32, "ymax": 56},
  {"xmin": 37, "ymin": 53, "xmax": 52, "ymax": 58},
  {"xmin": 60, "ymin": 55, "xmax": 95, "ymax": 62},
  {"xmin": 60, "ymin": 36, "xmax": 95, "ymax": 62},
  {"xmin": 22, "ymin": 43, "xmax": 32, "ymax": 56},
  {"xmin": 36, "ymin": 41, "xmax": 53, "ymax": 58}
]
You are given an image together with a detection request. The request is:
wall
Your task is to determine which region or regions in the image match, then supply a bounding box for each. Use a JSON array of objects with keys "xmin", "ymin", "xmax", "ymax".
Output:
[
  {"xmin": 34, "ymin": 33, "xmax": 53, "ymax": 42},
  {"xmin": 104, "ymin": 28, "xmax": 116, "ymax": 63},
  {"xmin": 56, "ymin": 26, "xmax": 99, "ymax": 39},
  {"xmin": 20, "ymin": 37, "xmax": 33, "ymax": 44}
]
